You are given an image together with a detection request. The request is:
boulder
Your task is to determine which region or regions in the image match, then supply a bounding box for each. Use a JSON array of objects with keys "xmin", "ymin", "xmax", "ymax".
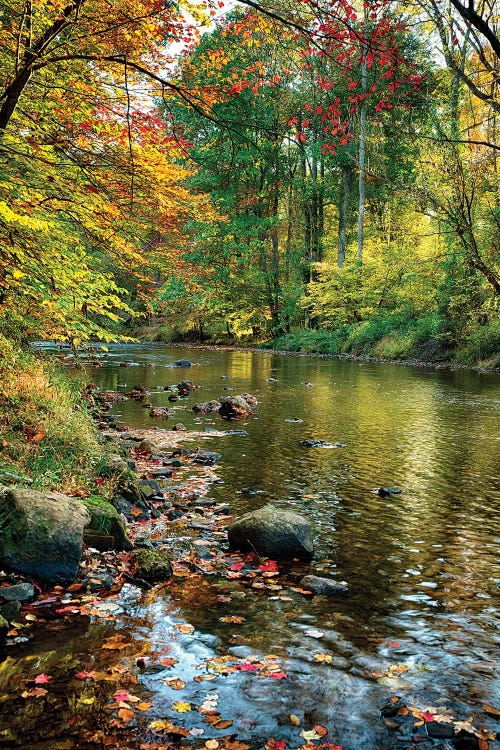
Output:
[
  {"xmin": 174, "ymin": 359, "xmax": 192, "ymax": 367},
  {"xmin": 227, "ymin": 504, "xmax": 314, "ymax": 560},
  {"xmin": 131, "ymin": 549, "xmax": 173, "ymax": 584},
  {"xmin": 0, "ymin": 582, "xmax": 35, "ymax": 602},
  {"xmin": 299, "ymin": 575, "xmax": 348, "ymax": 595},
  {"xmin": 98, "ymin": 454, "xmax": 129, "ymax": 478},
  {"xmin": 80, "ymin": 496, "xmax": 133, "ymax": 551},
  {"xmin": 0, "ymin": 487, "xmax": 91, "ymax": 583},
  {"xmin": 219, "ymin": 395, "xmax": 256, "ymax": 420},
  {"xmin": 193, "ymin": 400, "xmax": 222, "ymax": 415}
]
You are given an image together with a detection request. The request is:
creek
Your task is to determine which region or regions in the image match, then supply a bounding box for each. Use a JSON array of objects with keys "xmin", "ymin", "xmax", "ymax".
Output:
[{"xmin": 1, "ymin": 344, "xmax": 499, "ymax": 750}]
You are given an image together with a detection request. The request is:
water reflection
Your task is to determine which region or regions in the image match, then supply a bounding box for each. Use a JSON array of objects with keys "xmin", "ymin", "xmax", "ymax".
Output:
[{"xmin": 15, "ymin": 343, "xmax": 500, "ymax": 748}]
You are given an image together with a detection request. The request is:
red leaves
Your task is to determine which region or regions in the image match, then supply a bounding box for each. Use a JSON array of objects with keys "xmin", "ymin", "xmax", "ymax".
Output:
[{"xmin": 33, "ymin": 673, "xmax": 51, "ymax": 685}]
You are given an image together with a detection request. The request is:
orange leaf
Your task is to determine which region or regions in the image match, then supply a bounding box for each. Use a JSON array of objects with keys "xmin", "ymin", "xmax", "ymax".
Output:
[
  {"xmin": 118, "ymin": 708, "xmax": 135, "ymax": 723},
  {"xmin": 484, "ymin": 705, "xmax": 500, "ymax": 717}
]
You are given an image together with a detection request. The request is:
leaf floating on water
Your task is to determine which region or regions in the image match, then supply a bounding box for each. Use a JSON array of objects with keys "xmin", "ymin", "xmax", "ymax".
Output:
[
  {"xmin": 136, "ymin": 702, "xmax": 153, "ymax": 711},
  {"xmin": 484, "ymin": 705, "xmax": 500, "ymax": 717},
  {"xmin": 265, "ymin": 740, "xmax": 286, "ymax": 750},
  {"xmin": 205, "ymin": 741, "xmax": 219, "ymax": 750},
  {"xmin": 172, "ymin": 700, "xmax": 192, "ymax": 713},
  {"xmin": 148, "ymin": 720, "xmax": 189, "ymax": 736},
  {"xmin": 75, "ymin": 671, "xmax": 96, "ymax": 680},
  {"xmin": 269, "ymin": 671, "xmax": 287, "ymax": 680},
  {"xmin": 174, "ymin": 623, "xmax": 195, "ymax": 634},
  {"xmin": 219, "ymin": 616, "xmax": 245, "ymax": 623},
  {"xmin": 386, "ymin": 664, "xmax": 409, "ymax": 678},
  {"xmin": 159, "ymin": 657, "xmax": 178, "ymax": 668},
  {"xmin": 289, "ymin": 714, "xmax": 301, "ymax": 726},
  {"xmin": 102, "ymin": 634, "xmax": 130, "ymax": 650},
  {"xmin": 163, "ymin": 678, "xmax": 186, "ymax": 690}
]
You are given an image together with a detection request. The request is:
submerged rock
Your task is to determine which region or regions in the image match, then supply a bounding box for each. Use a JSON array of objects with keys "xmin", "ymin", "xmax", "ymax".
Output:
[
  {"xmin": 371, "ymin": 487, "xmax": 402, "ymax": 496},
  {"xmin": 0, "ymin": 487, "xmax": 90, "ymax": 583},
  {"xmin": 299, "ymin": 575, "xmax": 348, "ymax": 595},
  {"xmin": 228, "ymin": 503, "xmax": 314, "ymax": 560},
  {"xmin": 173, "ymin": 359, "xmax": 192, "ymax": 368},
  {"xmin": 299, "ymin": 439, "xmax": 346, "ymax": 449}
]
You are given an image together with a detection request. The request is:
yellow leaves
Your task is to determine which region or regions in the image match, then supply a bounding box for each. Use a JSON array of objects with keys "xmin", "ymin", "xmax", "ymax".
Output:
[
  {"xmin": 102, "ymin": 634, "xmax": 130, "ymax": 650},
  {"xmin": 313, "ymin": 653, "xmax": 333, "ymax": 664},
  {"xmin": 171, "ymin": 701, "xmax": 192, "ymax": 713}
]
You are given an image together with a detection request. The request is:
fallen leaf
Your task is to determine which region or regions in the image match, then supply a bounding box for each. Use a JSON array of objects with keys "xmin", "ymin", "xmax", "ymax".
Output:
[
  {"xmin": 163, "ymin": 678, "xmax": 186, "ymax": 690},
  {"xmin": 21, "ymin": 687, "xmax": 48, "ymax": 698},
  {"xmin": 314, "ymin": 724, "xmax": 328, "ymax": 737},
  {"xmin": 78, "ymin": 696, "xmax": 95, "ymax": 705},
  {"xmin": 136, "ymin": 702, "xmax": 153, "ymax": 711},
  {"xmin": 118, "ymin": 708, "xmax": 135, "ymax": 723},
  {"xmin": 159, "ymin": 658, "xmax": 178, "ymax": 668},
  {"xmin": 484, "ymin": 705, "xmax": 500, "ymax": 717},
  {"xmin": 289, "ymin": 714, "xmax": 301, "ymax": 726},
  {"xmin": 174, "ymin": 623, "xmax": 194, "ymax": 634},
  {"xmin": 219, "ymin": 616, "xmax": 245, "ymax": 624},
  {"xmin": 102, "ymin": 634, "xmax": 130, "ymax": 650},
  {"xmin": 314, "ymin": 653, "xmax": 333, "ymax": 664},
  {"xmin": 205, "ymin": 741, "xmax": 219, "ymax": 750},
  {"xmin": 265, "ymin": 741, "xmax": 286, "ymax": 750},
  {"xmin": 33, "ymin": 673, "xmax": 51, "ymax": 685},
  {"xmin": 76, "ymin": 671, "xmax": 96, "ymax": 680},
  {"xmin": 172, "ymin": 701, "xmax": 191, "ymax": 713},
  {"xmin": 269, "ymin": 671, "xmax": 287, "ymax": 680}
]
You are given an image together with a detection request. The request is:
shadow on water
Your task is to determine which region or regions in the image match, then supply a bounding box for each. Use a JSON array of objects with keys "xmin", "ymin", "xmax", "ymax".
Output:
[{"xmin": 2, "ymin": 343, "xmax": 499, "ymax": 749}]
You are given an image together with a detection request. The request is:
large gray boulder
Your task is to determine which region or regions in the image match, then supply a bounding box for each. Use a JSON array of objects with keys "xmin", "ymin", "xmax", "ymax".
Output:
[
  {"xmin": 227, "ymin": 503, "xmax": 314, "ymax": 560},
  {"xmin": 0, "ymin": 487, "xmax": 90, "ymax": 583}
]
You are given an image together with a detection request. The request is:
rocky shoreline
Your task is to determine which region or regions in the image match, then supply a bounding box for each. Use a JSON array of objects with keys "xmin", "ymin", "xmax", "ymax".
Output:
[{"xmin": 141, "ymin": 340, "xmax": 500, "ymax": 374}]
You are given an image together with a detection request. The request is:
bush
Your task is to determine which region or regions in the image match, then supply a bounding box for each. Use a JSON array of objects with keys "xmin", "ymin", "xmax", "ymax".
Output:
[{"xmin": 455, "ymin": 322, "xmax": 500, "ymax": 366}]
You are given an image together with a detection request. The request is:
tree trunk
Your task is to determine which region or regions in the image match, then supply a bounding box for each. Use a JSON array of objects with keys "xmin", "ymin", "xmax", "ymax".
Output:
[
  {"xmin": 357, "ymin": 5, "xmax": 369, "ymax": 263},
  {"xmin": 338, "ymin": 164, "xmax": 353, "ymax": 267}
]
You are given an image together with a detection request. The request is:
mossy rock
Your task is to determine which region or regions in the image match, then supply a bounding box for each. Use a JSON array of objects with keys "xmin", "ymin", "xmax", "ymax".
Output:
[
  {"xmin": 97, "ymin": 454, "xmax": 129, "ymax": 478},
  {"xmin": 80, "ymin": 496, "xmax": 133, "ymax": 551},
  {"xmin": 130, "ymin": 548, "xmax": 173, "ymax": 583},
  {"xmin": 0, "ymin": 488, "xmax": 90, "ymax": 583}
]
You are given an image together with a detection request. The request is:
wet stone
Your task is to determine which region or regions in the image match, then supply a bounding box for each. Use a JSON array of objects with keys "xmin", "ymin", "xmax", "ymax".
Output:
[
  {"xmin": 0, "ymin": 600, "xmax": 21, "ymax": 622},
  {"xmin": 0, "ymin": 582, "xmax": 35, "ymax": 602}
]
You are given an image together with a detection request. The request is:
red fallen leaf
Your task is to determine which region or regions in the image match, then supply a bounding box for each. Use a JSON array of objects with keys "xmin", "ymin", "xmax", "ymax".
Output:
[
  {"xmin": 75, "ymin": 671, "xmax": 96, "ymax": 680},
  {"xmin": 113, "ymin": 689, "xmax": 132, "ymax": 702},
  {"xmin": 421, "ymin": 712, "xmax": 436, "ymax": 722},
  {"xmin": 269, "ymin": 672, "xmax": 287, "ymax": 680},
  {"xmin": 236, "ymin": 663, "xmax": 259, "ymax": 672},
  {"xmin": 385, "ymin": 641, "xmax": 401, "ymax": 648},
  {"xmin": 33, "ymin": 673, "xmax": 51, "ymax": 684},
  {"xmin": 315, "ymin": 725, "xmax": 328, "ymax": 737},
  {"xmin": 230, "ymin": 563, "xmax": 244, "ymax": 571},
  {"xmin": 265, "ymin": 741, "xmax": 286, "ymax": 750},
  {"xmin": 259, "ymin": 561, "xmax": 278, "ymax": 573}
]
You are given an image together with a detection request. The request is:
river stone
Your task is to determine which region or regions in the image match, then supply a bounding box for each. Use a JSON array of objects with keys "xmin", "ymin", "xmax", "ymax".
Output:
[
  {"xmin": 227, "ymin": 504, "xmax": 314, "ymax": 560},
  {"xmin": 219, "ymin": 395, "xmax": 255, "ymax": 420},
  {"xmin": 0, "ymin": 487, "xmax": 91, "ymax": 583},
  {"xmin": 0, "ymin": 582, "xmax": 35, "ymax": 602},
  {"xmin": 131, "ymin": 549, "xmax": 173, "ymax": 584},
  {"xmin": 80, "ymin": 497, "xmax": 133, "ymax": 551},
  {"xmin": 174, "ymin": 359, "xmax": 192, "ymax": 367},
  {"xmin": 300, "ymin": 575, "xmax": 348, "ymax": 595},
  {"xmin": 98, "ymin": 454, "xmax": 129, "ymax": 478}
]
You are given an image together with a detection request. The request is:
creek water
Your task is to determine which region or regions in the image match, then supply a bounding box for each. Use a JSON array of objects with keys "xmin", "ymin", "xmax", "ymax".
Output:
[{"xmin": 1, "ymin": 344, "xmax": 500, "ymax": 750}]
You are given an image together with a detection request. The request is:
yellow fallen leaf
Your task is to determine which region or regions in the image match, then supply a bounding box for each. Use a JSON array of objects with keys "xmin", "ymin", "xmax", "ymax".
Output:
[
  {"xmin": 136, "ymin": 702, "xmax": 153, "ymax": 711},
  {"xmin": 289, "ymin": 714, "xmax": 301, "ymax": 726},
  {"xmin": 172, "ymin": 701, "xmax": 191, "ymax": 713},
  {"xmin": 313, "ymin": 653, "xmax": 333, "ymax": 664},
  {"xmin": 78, "ymin": 696, "xmax": 95, "ymax": 705},
  {"xmin": 205, "ymin": 741, "xmax": 219, "ymax": 750}
]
